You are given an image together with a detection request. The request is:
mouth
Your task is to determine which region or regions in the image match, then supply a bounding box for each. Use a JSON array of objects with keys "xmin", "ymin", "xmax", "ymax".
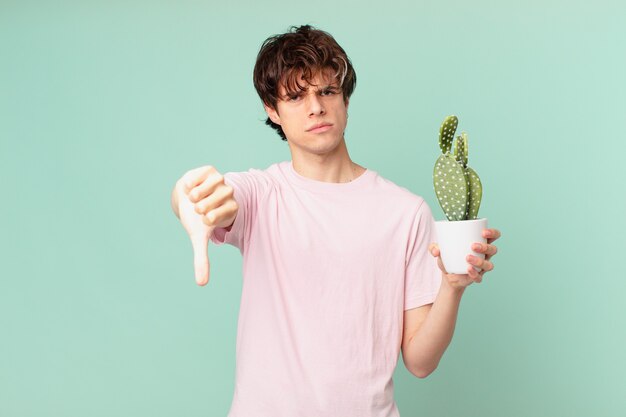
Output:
[{"xmin": 306, "ymin": 123, "xmax": 333, "ymax": 133}]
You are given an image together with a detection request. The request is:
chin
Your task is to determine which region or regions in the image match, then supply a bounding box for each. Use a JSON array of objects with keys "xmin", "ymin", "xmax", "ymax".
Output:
[{"xmin": 313, "ymin": 138, "xmax": 345, "ymax": 154}]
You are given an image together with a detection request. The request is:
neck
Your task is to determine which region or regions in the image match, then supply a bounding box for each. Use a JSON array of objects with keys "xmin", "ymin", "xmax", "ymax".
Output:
[{"xmin": 290, "ymin": 142, "xmax": 364, "ymax": 183}]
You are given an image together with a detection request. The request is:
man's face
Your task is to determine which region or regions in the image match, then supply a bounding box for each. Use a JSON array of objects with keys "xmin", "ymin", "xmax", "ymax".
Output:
[{"xmin": 264, "ymin": 70, "xmax": 349, "ymax": 157}]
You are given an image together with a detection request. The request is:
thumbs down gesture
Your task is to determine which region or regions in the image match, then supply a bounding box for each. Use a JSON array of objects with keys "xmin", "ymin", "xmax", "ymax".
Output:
[{"xmin": 173, "ymin": 166, "xmax": 239, "ymax": 286}]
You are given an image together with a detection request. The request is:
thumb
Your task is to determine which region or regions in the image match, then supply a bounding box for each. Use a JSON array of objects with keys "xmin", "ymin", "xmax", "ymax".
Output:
[
  {"xmin": 190, "ymin": 230, "xmax": 212, "ymax": 286},
  {"xmin": 429, "ymin": 243, "xmax": 448, "ymax": 274},
  {"xmin": 428, "ymin": 243, "xmax": 440, "ymax": 257}
]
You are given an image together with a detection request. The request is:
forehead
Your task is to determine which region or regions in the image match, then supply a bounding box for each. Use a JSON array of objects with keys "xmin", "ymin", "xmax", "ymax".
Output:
[{"xmin": 278, "ymin": 68, "xmax": 339, "ymax": 94}]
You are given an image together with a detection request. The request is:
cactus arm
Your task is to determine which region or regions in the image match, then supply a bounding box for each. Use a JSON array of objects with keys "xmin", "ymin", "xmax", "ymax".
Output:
[
  {"xmin": 466, "ymin": 167, "xmax": 482, "ymax": 220},
  {"xmin": 453, "ymin": 133, "xmax": 468, "ymax": 168},
  {"xmin": 433, "ymin": 154, "xmax": 468, "ymax": 221},
  {"xmin": 461, "ymin": 132, "xmax": 468, "ymax": 167},
  {"xmin": 439, "ymin": 115, "xmax": 458, "ymax": 154}
]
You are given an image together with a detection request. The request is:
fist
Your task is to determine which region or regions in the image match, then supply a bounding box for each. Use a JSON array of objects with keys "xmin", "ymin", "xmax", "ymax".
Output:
[
  {"xmin": 175, "ymin": 165, "xmax": 239, "ymax": 286},
  {"xmin": 182, "ymin": 166, "xmax": 238, "ymax": 229}
]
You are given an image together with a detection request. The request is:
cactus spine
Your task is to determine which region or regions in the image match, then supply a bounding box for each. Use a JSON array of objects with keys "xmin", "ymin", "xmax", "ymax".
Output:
[{"xmin": 433, "ymin": 115, "xmax": 483, "ymax": 221}]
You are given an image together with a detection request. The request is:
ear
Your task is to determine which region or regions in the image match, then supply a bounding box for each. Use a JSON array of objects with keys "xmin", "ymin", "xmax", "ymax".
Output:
[
  {"xmin": 345, "ymin": 97, "xmax": 350, "ymax": 111},
  {"xmin": 264, "ymin": 104, "xmax": 281, "ymax": 125}
]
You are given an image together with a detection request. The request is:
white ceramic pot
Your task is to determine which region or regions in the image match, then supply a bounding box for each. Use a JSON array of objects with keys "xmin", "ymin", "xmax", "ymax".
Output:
[{"xmin": 434, "ymin": 218, "xmax": 488, "ymax": 275}]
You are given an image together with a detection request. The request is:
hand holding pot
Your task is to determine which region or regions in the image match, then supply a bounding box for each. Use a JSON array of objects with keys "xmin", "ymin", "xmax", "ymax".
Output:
[{"xmin": 429, "ymin": 228, "xmax": 501, "ymax": 289}]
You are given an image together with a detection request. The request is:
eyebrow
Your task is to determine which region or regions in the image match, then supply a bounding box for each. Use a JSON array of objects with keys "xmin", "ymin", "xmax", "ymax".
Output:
[
  {"xmin": 315, "ymin": 84, "xmax": 339, "ymax": 91},
  {"xmin": 282, "ymin": 85, "xmax": 340, "ymax": 97}
]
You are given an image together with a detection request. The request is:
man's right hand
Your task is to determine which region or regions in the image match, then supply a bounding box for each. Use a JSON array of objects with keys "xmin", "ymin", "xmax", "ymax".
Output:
[{"xmin": 173, "ymin": 166, "xmax": 239, "ymax": 286}]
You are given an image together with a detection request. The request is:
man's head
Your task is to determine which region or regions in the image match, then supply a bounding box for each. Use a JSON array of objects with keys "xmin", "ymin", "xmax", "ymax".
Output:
[{"xmin": 253, "ymin": 25, "xmax": 357, "ymax": 142}]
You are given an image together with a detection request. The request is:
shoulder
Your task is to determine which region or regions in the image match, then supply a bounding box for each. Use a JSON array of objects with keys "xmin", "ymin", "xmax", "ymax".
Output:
[
  {"xmin": 222, "ymin": 163, "xmax": 281, "ymax": 199},
  {"xmin": 372, "ymin": 171, "xmax": 429, "ymax": 214},
  {"xmin": 224, "ymin": 161, "xmax": 285, "ymax": 184}
]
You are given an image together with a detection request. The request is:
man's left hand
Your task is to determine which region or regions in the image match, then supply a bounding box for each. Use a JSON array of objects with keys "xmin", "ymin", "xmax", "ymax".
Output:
[{"xmin": 429, "ymin": 228, "xmax": 501, "ymax": 289}]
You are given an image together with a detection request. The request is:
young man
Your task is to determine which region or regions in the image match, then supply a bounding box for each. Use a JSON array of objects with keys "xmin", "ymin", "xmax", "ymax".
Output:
[{"xmin": 171, "ymin": 25, "xmax": 500, "ymax": 417}]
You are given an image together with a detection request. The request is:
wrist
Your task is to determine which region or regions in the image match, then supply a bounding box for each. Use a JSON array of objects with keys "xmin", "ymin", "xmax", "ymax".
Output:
[{"xmin": 441, "ymin": 276, "xmax": 466, "ymax": 296}]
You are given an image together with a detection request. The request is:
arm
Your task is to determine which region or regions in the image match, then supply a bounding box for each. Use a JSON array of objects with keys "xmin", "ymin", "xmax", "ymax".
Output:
[
  {"xmin": 401, "ymin": 279, "xmax": 465, "ymax": 378},
  {"xmin": 401, "ymin": 228, "xmax": 501, "ymax": 378}
]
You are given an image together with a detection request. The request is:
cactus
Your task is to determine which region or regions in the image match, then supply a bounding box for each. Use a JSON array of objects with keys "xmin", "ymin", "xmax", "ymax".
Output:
[{"xmin": 433, "ymin": 115, "xmax": 483, "ymax": 221}]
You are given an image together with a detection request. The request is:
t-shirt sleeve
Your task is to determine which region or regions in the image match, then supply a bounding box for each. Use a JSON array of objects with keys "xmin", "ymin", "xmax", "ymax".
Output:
[
  {"xmin": 404, "ymin": 199, "xmax": 442, "ymax": 311},
  {"xmin": 209, "ymin": 169, "xmax": 272, "ymax": 254}
]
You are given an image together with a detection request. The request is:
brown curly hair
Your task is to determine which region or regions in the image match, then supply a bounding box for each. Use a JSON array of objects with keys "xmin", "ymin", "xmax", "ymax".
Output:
[{"xmin": 253, "ymin": 24, "xmax": 357, "ymax": 141}]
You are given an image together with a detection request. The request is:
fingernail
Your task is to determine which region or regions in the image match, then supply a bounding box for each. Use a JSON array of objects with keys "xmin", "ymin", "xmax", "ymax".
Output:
[{"xmin": 473, "ymin": 244, "xmax": 481, "ymax": 250}]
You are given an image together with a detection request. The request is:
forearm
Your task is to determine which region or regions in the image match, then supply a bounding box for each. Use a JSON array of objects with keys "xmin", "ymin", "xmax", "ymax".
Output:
[{"xmin": 407, "ymin": 279, "xmax": 465, "ymax": 377}]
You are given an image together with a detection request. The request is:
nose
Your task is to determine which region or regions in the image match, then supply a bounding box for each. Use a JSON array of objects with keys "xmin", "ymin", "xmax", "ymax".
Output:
[{"xmin": 306, "ymin": 93, "xmax": 325, "ymax": 116}]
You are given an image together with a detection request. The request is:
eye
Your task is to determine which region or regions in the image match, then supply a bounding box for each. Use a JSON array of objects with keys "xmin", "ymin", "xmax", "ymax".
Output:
[
  {"xmin": 286, "ymin": 93, "xmax": 301, "ymax": 101},
  {"xmin": 321, "ymin": 88, "xmax": 337, "ymax": 96}
]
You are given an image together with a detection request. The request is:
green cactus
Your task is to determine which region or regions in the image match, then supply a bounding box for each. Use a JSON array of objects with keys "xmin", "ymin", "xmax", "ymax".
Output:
[{"xmin": 433, "ymin": 115, "xmax": 483, "ymax": 221}]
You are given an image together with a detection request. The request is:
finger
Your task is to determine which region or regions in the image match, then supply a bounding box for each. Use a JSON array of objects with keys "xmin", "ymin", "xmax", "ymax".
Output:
[
  {"xmin": 189, "ymin": 172, "xmax": 225, "ymax": 203},
  {"xmin": 428, "ymin": 243, "xmax": 439, "ymax": 257},
  {"xmin": 476, "ymin": 268, "xmax": 485, "ymax": 283},
  {"xmin": 467, "ymin": 264, "xmax": 481, "ymax": 282},
  {"xmin": 202, "ymin": 200, "xmax": 238, "ymax": 228},
  {"xmin": 190, "ymin": 231, "xmax": 212, "ymax": 286},
  {"xmin": 181, "ymin": 166, "xmax": 215, "ymax": 194},
  {"xmin": 467, "ymin": 255, "xmax": 494, "ymax": 272},
  {"xmin": 195, "ymin": 183, "xmax": 233, "ymax": 215},
  {"xmin": 428, "ymin": 244, "xmax": 448, "ymax": 273},
  {"xmin": 435, "ymin": 252, "xmax": 448, "ymax": 274},
  {"xmin": 467, "ymin": 255, "xmax": 481, "ymax": 271},
  {"xmin": 472, "ymin": 242, "xmax": 498, "ymax": 257},
  {"xmin": 483, "ymin": 228, "xmax": 501, "ymax": 244},
  {"xmin": 475, "ymin": 259, "xmax": 494, "ymax": 271}
]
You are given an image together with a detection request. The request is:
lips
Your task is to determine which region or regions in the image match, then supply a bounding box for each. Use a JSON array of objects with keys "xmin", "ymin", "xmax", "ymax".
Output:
[{"xmin": 306, "ymin": 122, "xmax": 333, "ymax": 132}]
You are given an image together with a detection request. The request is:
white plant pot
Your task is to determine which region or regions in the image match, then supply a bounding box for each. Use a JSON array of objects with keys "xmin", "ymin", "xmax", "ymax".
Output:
[{"xmin": 434, "ymin": 218, "xmax": 488, "ymax": 275}]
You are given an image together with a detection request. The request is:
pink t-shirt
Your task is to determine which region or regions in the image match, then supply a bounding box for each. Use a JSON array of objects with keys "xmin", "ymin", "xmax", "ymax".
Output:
[{"xmin": 210, "ymin": 160, "xmax": 442, "ymax": 417}]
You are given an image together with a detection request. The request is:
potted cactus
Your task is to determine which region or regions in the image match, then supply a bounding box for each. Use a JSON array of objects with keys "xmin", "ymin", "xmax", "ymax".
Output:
[{"xmin": 433, "ymin": 115, "xmax": 488, "ymax": 274}]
